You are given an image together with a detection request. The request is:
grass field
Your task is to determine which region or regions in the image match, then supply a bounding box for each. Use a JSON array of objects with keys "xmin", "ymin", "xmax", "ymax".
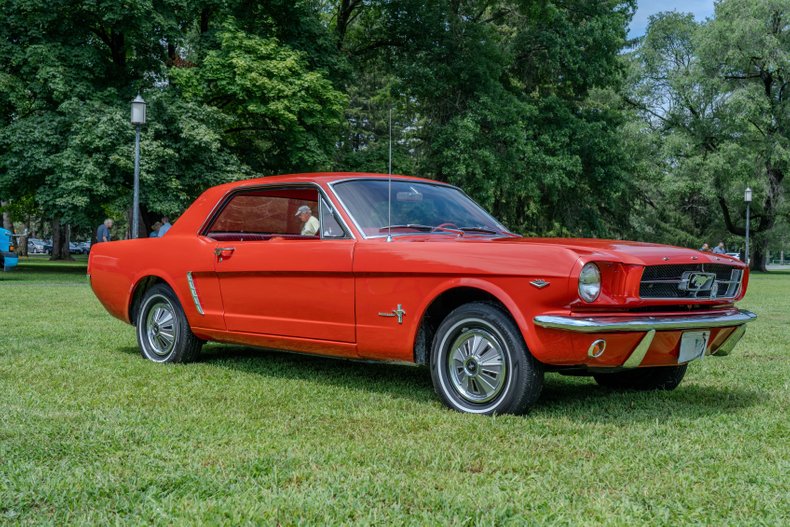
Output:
[{"xmin": 1, "ymin": 257, "xmax": 788, "ymax": 525}]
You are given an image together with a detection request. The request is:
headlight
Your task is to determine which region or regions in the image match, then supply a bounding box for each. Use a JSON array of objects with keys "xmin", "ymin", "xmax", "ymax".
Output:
[{"xmin": 578, "ymin": 263, "xmax": 601, "ymax": 303}]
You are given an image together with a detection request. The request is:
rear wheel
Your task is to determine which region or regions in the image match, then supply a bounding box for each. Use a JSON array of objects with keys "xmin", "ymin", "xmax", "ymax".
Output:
[
  {"xmin": 430, "ymin": 302, "xmax": 543, "ymax": 415},
  {"xmin": 593, "ymin": 364, "xmax": 688, "ymax": 391},
  {"xmin": 136, "ymin": 284, "xmax": 202, "ymax": 363}
]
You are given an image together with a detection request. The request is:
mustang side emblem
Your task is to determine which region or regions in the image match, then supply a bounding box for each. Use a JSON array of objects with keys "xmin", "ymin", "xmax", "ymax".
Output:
[
  {"xmin": 530, "ymin": 279, "xmax": 550, "ymax": 289},
  {"xmin": 378, "ymin": 304, "xmax": 406, "ymax": 324}
]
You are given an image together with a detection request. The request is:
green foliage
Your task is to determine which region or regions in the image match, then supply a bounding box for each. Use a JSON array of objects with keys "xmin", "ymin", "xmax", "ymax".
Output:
[
  {"xmin": 5, "ymin": 0, "xmax": 784, "ymax": 255},
  {"xmin": 336, "ymin": 0, "xmax": 638, "ymax": 236},
  {"xmin": 172, "ymin": 19, "xmax": 346, "ymax": 173},
  {"xmin": 626, "ymin": 0, "xmax": 789, "ymax": 264}
]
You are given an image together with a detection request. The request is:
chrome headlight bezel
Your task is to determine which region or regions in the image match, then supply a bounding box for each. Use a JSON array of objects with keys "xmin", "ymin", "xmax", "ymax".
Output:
[{"xmin": 578, "ymin": 263, "xmax": 601, "ymax": 303}]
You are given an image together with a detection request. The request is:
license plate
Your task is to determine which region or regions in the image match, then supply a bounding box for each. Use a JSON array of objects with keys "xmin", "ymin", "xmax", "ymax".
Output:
[{"xmin": 679, "ymin": 331, "xmax": 710, "ymax": 363}]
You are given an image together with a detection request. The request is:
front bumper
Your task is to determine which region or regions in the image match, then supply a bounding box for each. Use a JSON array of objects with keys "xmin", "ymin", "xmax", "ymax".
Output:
[
  {"xmin": 533, "ymin": 309, "xmax": 757, "ymax": 333},
  {"xmin": 532, "ymin": 309, "xmax": 756, "ymax": 368}
]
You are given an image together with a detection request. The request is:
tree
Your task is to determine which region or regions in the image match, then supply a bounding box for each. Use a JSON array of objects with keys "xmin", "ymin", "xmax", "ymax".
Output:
[
  {"xmin": 626, "ymin": 2, "xmax": 789, "ymax": 270},
  {"xmin": 0, "ymin": 1, "xmax": 348, "ymax": 254},
  {"xmin": 333, "ymin": 0, "xmax": 639, "ymax": 236},
  {"xmin": 701, "ymin": 0, "xmax": 789, "ymax": 270}
]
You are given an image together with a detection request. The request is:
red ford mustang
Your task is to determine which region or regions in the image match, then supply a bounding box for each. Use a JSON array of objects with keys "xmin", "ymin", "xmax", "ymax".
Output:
[{"xmin": 88, "ymin": 173, "xmax": 756, "ymax": 414}]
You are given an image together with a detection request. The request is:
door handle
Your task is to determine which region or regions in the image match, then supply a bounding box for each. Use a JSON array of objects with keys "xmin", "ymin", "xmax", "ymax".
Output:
[{"xmin": 215, "ymin": 247, "xmax": 235, "ymax": 261}]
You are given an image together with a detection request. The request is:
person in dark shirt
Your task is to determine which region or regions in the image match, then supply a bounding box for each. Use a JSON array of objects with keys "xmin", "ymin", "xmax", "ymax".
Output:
[{"xmin": 96, "ymin": 219, "xmax": 113, "ymax": 243}]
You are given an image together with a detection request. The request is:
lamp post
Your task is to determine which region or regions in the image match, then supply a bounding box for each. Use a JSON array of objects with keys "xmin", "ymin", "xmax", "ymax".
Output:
[
  {"xmin": 130, "ymin": 94, "xmax": 147, "ymax": 239},
  {"xmin": 744, "ymin": 187, "xmax": 752, "ymax": 266}
]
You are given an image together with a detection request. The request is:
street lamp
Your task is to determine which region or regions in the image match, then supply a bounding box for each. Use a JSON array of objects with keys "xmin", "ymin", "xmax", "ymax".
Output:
[
  {"xmin": 131, "ymin": 94, "xmax": 147, "ymax": 239},
  {"xmin": 744, "ymin": 187, "xmax": 752, "ymax": 266}
]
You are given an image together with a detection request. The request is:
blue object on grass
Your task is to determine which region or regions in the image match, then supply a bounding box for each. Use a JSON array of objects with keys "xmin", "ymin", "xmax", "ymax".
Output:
[{"xmin": 0, "ymin": 227, "xmax": 19, "ymax": 271}]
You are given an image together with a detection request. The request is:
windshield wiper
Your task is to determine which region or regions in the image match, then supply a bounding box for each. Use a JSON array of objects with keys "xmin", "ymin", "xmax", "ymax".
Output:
[
  {"xmin": 458, "ymin": 226, "xmax": 500, "ymax": 234},
  {"xmin": 378, "ymin": 224, "xmax": 434, "ymax": 232}
]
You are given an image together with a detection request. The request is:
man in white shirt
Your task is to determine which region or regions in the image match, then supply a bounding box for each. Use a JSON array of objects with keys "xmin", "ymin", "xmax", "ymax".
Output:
[{"xmin": 295, "ymin": 205, "xmax": 320, "ymax": 236}]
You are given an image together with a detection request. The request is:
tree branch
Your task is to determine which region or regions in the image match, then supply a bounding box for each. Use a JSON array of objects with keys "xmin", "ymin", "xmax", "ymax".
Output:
[{"xmin": 718, "ymin": 196, "xmax": 744, "ymax": 236}]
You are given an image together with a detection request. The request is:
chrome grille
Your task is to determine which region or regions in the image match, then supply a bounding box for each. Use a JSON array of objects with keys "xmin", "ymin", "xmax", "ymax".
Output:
[{"xmin": 640, "ymin": 264, "xmax": 742, "ymax": 299}]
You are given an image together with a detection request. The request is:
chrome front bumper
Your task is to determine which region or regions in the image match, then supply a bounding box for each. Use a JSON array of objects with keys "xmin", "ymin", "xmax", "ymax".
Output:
[
  {"xmin": 534, "ymin": 309, "xmax": 756, "ymax": 367},
  {"xmin": 533, "ymin": 309, "xmax": 757, "ymax": 333}
]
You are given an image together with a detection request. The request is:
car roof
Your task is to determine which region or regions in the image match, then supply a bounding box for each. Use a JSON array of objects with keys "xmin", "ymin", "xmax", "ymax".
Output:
[
  {"xmin": 212, "ymin": 172, "xmax": 449, "ymax": 193},
  {"xmin": 169, "ymin": 172, "xmax": 455, "ymax": 236}
]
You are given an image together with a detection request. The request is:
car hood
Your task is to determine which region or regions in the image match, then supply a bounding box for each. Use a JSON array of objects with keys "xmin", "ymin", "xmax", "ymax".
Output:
[{"xmin": 492, "ymin": 237, "xmax": 745, "ymax": 268}]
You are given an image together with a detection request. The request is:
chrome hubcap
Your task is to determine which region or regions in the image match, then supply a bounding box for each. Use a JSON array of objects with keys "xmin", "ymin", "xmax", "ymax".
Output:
[
  {"xmin": 145, "ymin": 300, "xmax": 178, "ymax": 357},
  {"xmin": 448, "ymin": 328, "xmax": 507, "ymax": 403}
]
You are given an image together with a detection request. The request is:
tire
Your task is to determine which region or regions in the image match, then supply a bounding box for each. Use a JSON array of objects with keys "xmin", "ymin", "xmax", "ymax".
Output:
[
  {"xmin": 135, "ymin": 284, "xmax": 202, "ymax": 363},
  {"xmin": 593, "ymin": 364, "xmax": 688, "ymax": 391},
  {"xmin": 430, "ymin": 302, "xmax": 544, "ymax": 415}
]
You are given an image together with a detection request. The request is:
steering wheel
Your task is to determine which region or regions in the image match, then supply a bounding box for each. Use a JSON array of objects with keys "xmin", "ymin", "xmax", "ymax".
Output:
[{"xmin": 431, "ymin": 222, "xmax": 460, "ymax": 233}]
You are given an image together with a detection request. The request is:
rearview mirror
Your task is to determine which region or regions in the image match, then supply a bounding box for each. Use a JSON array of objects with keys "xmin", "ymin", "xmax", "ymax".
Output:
[{"xmin": 396, "ymin": 191, "xmax": 423, "ymax": 202}]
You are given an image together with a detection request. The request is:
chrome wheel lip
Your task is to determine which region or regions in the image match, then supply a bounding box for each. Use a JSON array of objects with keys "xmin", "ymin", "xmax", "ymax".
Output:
[
  {"xmin": 446, "ymin": 326, "xmax": 508, "ymax": 404},
  {"xmin": 144, "ymin": 297, "xmax": 179, "ymax": 358}
]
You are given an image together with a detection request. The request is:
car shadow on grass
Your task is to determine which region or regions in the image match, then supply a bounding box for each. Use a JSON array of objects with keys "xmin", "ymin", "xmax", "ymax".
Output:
[
  {"xmin": 117, "ymin": 344, "xmax": 763, "ymax": 420},
  {"xmin": 535, "ymin": 375, "xmax": 763, "ymax": 423},
  {"xmin": 120, "ymin": 343, "xmax": 438, "ymax": 406}
]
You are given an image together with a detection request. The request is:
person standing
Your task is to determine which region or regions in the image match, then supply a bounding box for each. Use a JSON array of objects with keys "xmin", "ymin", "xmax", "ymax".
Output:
[
  {"xmin": 158, "ymin": 216, "xmax": 172, "ymax": 237},
  {"xmin": 149, "ymin": 221, "xmax": 162, "ymax": 238},
  {"xmin": 96, "ymin": 219, "xmax": 113, "ymax": 243},
  {"xmin": 699, "ymin": 242, "xmax": 711, "ymax": 252},
  {"xmin": 712, "ymin": 241, "xmax": 726, "ymax": 254}
]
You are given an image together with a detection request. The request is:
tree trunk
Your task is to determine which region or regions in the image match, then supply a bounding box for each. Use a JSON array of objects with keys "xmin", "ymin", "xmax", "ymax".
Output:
[
  {"xmin": 17, "ymin": 225, "xmax": 28, "ymax": 257},
  {"xmin": 751, "ymin": 238, "xmax": 768, "ymax": 272},
  {"xmin": 50, "ymin": 218, "xmax": 73, "ymax": 261},
  {"xmin": 1, "ymin": 201, "xmax": 12, "ymax": 230}
]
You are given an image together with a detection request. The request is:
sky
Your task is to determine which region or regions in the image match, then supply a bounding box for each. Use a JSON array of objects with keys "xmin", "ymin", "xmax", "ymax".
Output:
[{"xmin": 629, "ymin": 0, "xmax": 716, "ymax": 38}]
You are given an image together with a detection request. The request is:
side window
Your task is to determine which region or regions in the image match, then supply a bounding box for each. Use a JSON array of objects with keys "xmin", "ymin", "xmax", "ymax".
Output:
[
  {"xmin": 207, "ymin": 187, "xmax": 320, "ymax": 240},
  {"xmin": 319, "ymin": 198, "xmax": 347, "ymax": 239}
]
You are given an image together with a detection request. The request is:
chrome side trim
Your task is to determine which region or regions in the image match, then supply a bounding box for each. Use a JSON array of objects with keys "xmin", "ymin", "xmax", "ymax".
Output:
[
  {"xmin": 622, "ymin": 329, "xmax": 656, "ymax": 368},
  {"xmin": 186, "ymin": 272, "xmax": 204, "ymax": 316},
  {"xmin": 710, "ymin": 325, "xmax": 747, "ymax": 356},
  {"xmin": 533, "ymin": 309, "xmax": 757, "ymax": 333}
]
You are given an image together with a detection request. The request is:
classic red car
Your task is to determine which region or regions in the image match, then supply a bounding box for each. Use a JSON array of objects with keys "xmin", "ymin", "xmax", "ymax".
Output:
[{"xmin": 88, "ymin": 173, "xmax": 756, "ymax": 414}]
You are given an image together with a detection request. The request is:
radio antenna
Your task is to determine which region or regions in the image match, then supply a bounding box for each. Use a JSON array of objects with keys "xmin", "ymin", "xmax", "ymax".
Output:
[{"xmin": 387, "ymin": 106, "xmax": 393, "ymax": 242}]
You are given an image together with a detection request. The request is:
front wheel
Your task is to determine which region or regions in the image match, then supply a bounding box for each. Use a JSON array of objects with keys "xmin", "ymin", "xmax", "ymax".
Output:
[
  {"xmin": 430, "ymin": 302, "xmax": 543, "ymax": 415},
  {"xmin": 593, "ymin": 364, "xmax": 688, "ymax": 391},
  {"xmin": 136, "ymin": 284, "xmax": 202, "ymax": 363}
]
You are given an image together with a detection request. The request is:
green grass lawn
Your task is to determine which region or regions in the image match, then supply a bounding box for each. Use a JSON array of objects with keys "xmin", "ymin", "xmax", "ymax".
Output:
[{"xmin": 1, "ymin": 258, "xmax": 788, "ymax": 525}]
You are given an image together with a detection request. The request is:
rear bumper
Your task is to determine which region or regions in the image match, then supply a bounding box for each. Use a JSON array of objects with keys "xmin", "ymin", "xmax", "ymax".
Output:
[{"xmin": 533, "ymin": 309, "xmax": 757, "ymax": 333}]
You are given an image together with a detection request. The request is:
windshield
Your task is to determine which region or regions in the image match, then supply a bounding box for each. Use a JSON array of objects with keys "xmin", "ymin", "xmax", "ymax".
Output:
[{"xmin": 332, "ymin": 179, "xmax": 510, "ymax": 237}]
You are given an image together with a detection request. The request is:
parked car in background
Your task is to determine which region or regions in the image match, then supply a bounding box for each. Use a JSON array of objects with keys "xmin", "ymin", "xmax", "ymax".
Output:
[
  {"xmin": 726, "ymin": 252, "xmax": 742, "ymax": 261},
  {"xmin": 69, "ymin": 241, "xmax": 92, "ymax": 254},
  {"xmin": 88, "ymin": 173, "xmax": 757, "ymax": 415},
  {"xmin": 28, "ymin": 238, "xmax": 46, "ymax": 254},
  {"xmin": 0, "ymin": 228, "xmax": 19, "ymax": 271},
  {"xmin": 42, "ymin": 240, "xmax": 53, "ymax": 254}
]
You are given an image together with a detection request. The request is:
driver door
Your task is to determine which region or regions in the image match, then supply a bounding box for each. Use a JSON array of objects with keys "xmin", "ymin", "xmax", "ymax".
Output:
[{"xmin": 207, "ymin": 186, "xmax": 356, "ymax": 343}]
